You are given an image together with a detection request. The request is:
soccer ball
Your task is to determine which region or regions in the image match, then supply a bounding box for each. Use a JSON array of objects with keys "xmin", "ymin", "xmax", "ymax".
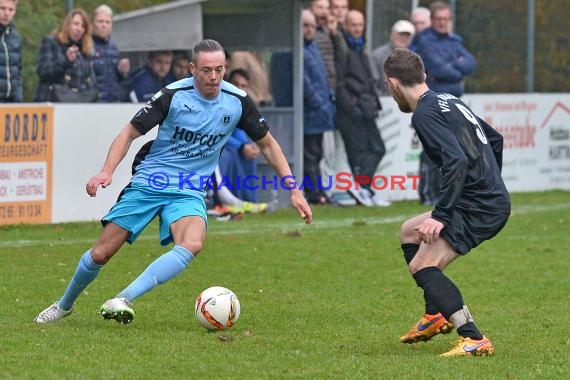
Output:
[{"xmin": 195, "ymin": 286, "xmax": 241, "ymax": 330}]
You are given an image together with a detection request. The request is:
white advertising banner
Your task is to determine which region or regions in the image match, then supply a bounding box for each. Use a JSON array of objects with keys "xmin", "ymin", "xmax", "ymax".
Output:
[{"xmin": 372, "ymin": 105, "xmax": 418, "ymax": 201}]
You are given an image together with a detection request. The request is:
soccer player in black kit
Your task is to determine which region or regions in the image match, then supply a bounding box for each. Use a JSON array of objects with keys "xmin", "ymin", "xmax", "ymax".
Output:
[{"xmin": 383, "ymin": 49, "xmax": 510, "ymax": 357}]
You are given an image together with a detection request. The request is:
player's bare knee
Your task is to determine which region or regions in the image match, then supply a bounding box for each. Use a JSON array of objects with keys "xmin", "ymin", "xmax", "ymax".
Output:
[
  {"xmin": 90, "ymin": 245, "xmax": 113, "ymax": 265},
  {"xmin": 408, "ymin": 261, "xmax": 423, "ymax": 275},
  {"xmin": 399, "ymin": 230, "xmax": 416, "ymax": 244},
  {"xmin": 400, "ymin": 221, "xmax": 419, "ymax": 244},
  {"xmin": 179, "ymin": 241, "xmax": 203, "ymax": 256}
]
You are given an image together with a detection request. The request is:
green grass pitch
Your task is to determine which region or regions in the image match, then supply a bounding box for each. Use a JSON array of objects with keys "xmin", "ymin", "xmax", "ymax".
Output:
[{"xmin": 1, "ymin": 190, "xmax": 569, "ymax": 379}]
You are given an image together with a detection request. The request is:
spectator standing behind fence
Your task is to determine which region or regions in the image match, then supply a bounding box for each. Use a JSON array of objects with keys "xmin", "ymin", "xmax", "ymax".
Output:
[
  {"xmin": 336, "ymin": 10, "xmax": 390, "ymax": 207},
  {"xmin": 310, "ymin": 0, "xmax": 343, "ymax": 92},
  {"xmin": 0, "ymin": 0, "xmax": 22, "ymax": 102},
  {"xmin": 127, "ymin": 50, "xmax": 174, "ymax": 103},
  {"xmin": 370, "ymin": 20, "xmax": 415, "ymax": 97},
  {"xmin": 302, "ymin": 9, "xmax": 335, "ymax": 205},
  {"xmin": 34, "ymin": 9, "xmax": 97, "ymax": 102},
  {"xmin": 90, "ymin": 4, "xmax": 130, "ymax": 102},
  {"xmin": 310, "ymin": 0, "xmax": 349, "ymax": 205},
  {"xmin": 415, "ymin": 1, "xmax": 475, "ymax": 97},
  {"xmin": 409, "ymin": 6, "xmax": 431, "ymax": 51},
  {"xmin": 330, "ymin": 0, "xmax": 349, "ymax": 31}
]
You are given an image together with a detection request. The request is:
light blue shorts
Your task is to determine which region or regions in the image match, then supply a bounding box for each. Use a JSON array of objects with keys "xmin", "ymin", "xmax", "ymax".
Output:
[{"xmin": 102, "ymin": 183, "xmax": 207, "ymax": 246}]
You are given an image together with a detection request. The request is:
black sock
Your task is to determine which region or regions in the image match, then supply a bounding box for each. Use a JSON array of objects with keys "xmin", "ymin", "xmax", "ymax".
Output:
[
  {"xmin": 413, "ymin": 267, "xmax": 483, "ymax": 340},
  {"xmin": 401, "ymin": 245, "xmax": 438, "ymax": 314},
  {"xmin": 457, "ymin": 323, "xmax": 483, "ymax": 340},
  {"xmin": 424, "ymin": 289, "xmax": 439, "ymax": 315},
  {"xmin": 412, "ymin": 266, "xmax": 464, "ymax": 320},
  {"xmin": 401, "ymin": 243, "xmax": 419, "ymax": 265}
]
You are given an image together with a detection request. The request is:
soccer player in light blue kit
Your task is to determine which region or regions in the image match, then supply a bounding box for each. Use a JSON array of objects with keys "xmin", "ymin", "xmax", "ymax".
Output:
[{"xmin": 34, "ymin": 39, "xmax": 313, "ymax": 324}]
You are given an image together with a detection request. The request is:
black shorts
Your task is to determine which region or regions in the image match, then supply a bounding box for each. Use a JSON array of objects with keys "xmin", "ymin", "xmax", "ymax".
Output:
[{"xmin": 441, "ymin": 204, "xmax": 510, "ymax": 255}]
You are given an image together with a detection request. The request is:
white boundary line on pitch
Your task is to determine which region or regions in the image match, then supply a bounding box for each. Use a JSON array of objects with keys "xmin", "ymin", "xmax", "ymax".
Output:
[
  {"xmin": 2, "ymin": 202, "xmax": 570, "ymax": 249},
  {"xmin": 0, "ymin": 215, "xmax": 407, "ymax": 249}
]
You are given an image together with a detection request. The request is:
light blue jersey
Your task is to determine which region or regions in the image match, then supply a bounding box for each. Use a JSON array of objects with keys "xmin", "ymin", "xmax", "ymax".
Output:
[{"xmin": 130, "ymin": 77, "xmax": 268, "ymax": 197}]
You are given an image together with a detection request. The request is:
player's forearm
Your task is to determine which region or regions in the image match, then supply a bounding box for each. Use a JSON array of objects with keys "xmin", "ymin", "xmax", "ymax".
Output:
[
  {"xmin": 258, "ymin": 134, "xmax": 296, "ymax": 185},
  {"xmin": 100, "ymin": 123, "xmax": 140, "ymax": 176}
]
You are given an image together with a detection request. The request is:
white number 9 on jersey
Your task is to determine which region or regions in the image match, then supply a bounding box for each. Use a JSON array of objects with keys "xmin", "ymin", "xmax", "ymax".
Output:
[{"xmin": 455, "ymin": 103, "xmax": 488, "ymax": 144}]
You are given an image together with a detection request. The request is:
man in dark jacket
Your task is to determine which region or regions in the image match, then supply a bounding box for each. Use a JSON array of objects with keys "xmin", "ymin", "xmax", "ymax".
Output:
[
  {"xmin": 91, "ymin": 5, "xmax": 130, "ymax": 102},
  {"xmin": 336, "ymin": 10, "xmax": 390, "ymax": 207},
  {"xmin": 0, "ymin": 0, "xmax": 22, "ymax": 102}
]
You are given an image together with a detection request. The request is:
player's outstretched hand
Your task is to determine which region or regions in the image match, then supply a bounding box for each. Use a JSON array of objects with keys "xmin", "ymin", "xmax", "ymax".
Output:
[
  {"xmin": 413, "ymin": 217, "xmax": 443, "ymax": 245},
  {"xmin": 290, "ymin": 189, "xmax": 313, "ymax": 224},
  {"xmin": 86, "ymin": 172, "xmax": 112, "ymax": 197}
]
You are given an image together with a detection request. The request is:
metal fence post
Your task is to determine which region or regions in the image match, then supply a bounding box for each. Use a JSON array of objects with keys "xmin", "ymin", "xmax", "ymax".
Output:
[{"xmin": 527, "ymin": 0, "xmax": 535, "ymax": 92}]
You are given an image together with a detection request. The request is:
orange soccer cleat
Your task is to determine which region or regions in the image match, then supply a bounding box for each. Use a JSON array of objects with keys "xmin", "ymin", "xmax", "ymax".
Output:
[
  {"xmin": 439, "ymin": 335, "xmax": 495, "ymax": 357},
  {"xmin": 400, "ymin": 312, "xmax": 454, "ymax": 343}
]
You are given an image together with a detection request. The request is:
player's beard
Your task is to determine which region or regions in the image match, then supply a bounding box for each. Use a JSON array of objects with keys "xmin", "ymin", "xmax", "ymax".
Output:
[{"xmin": 393, "ymin": 88, "xmax": 412, "ymax": 113}]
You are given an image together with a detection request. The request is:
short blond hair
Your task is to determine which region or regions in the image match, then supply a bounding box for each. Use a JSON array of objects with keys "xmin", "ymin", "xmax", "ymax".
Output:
[{"xmin": 91, "ymin": 4, "xmax": 113, "ymax": 22}]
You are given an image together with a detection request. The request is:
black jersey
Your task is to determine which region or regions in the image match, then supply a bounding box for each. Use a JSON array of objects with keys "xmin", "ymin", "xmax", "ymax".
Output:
[{"xmin": 412, "ymin": 90, "xmax": 510, "ymax": 226}]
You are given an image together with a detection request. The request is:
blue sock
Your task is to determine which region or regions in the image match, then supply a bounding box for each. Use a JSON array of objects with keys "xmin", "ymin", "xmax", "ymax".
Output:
[
  {"xmin": 59, "ymin": 250, "xmax": 103, "ymax": 310},
  {"xmin": 118, "ymin": 245, "xmax": 194, "ymax": 303}
]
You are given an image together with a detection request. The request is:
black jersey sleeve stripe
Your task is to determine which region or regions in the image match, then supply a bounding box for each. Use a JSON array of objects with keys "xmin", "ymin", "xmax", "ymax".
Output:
[
  {"xmin": 221, "ymin": 88, "xmax": 269, "ymax": 141},
  {"xmin": 130, "ymin": 86, "xmax": 194, "ymax": 135}
]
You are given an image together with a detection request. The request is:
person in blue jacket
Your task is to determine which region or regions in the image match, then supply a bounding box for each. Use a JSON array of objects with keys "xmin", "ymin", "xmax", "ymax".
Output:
[
  {"xmin": 414, "ymin": 1, "xmax": 475, "ymax": 97},
  {"xmin": 302, "ymin": 9, "xmax": 335, "ymax": 204},
  {"xmin": 90, "ymin": 4, "xmax": 130, "ymax": 102},
  {"xmin": 127, "ymin": 50, "xmax": 174, "ymax": 102},
  {"xmin": 0, "ymin": 0, "xmax": 22, "ymax": 102}
]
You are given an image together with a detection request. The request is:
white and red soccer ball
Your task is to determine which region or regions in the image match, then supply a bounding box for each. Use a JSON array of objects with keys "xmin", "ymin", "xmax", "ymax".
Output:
[{"xmin": 195, "ymin": 286, "xmax": 241, "ymax": 330}]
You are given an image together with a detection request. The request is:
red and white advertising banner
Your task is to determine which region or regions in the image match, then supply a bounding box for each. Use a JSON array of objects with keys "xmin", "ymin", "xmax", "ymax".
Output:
[
  {"xmin": 464, "ymin": 94, "xmax": 570, "ymax": 192},
  {"xmin": 367, "ymin": 94, "xmax": 570, "ymax": 201}
]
